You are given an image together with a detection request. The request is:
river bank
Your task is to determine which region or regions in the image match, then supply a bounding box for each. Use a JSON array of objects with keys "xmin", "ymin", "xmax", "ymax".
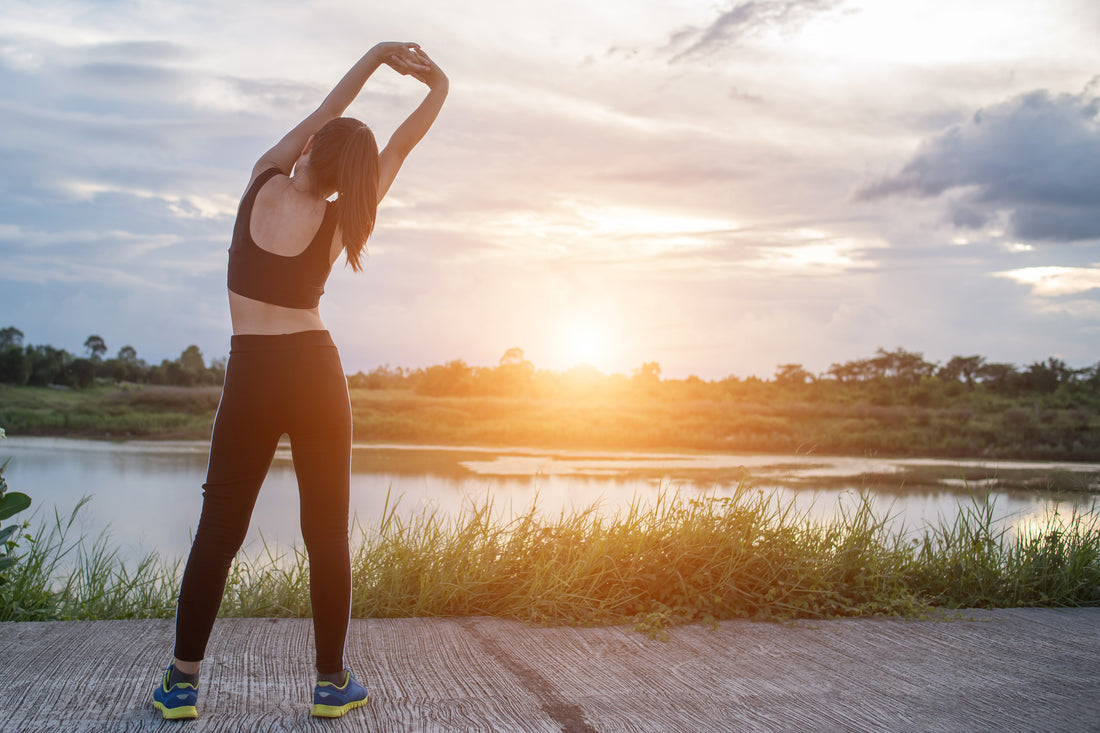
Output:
[{"xmin": 3, "ymin": 382, "xmax": 1099, "ymax": 463}]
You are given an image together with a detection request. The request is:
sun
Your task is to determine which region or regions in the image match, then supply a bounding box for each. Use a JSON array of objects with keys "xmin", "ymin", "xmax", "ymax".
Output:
[
  {"xmin": 567, "ymin": 322, "xmax": 603, "ymax": 367},
  {"xmin": 557, "ymin": 312, "xmax": 615, "ymax": 370}
]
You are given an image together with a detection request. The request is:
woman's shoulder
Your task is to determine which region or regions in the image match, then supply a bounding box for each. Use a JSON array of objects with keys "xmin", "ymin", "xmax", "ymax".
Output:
[{"xmin": 243, "ymin": 165, "xmax": 287, "ymax": 199}]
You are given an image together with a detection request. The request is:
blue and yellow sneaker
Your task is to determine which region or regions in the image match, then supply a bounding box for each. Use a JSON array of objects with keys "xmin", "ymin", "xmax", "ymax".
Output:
[
  {"xmin": 152, "ymin": 665, "xmax": 198, "ymax": 720},
  {"xmin": 311, "ymin": 669, "xmax": 368, "ymax": 718}
]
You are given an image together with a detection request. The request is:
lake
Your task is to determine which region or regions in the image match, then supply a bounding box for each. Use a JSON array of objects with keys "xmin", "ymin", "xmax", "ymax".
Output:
[{"xmin": 2, "ymin": 436, "xmax": 1097, "ymax": 563}]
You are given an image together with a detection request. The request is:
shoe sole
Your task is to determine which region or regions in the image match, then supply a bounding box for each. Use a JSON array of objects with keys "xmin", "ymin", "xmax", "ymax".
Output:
[
  {"xmin": 310, "ymin": 697, "xmax": 369, "ymax": 718},
  {"xmin": 153, "ymin": 700, "xmax": 198, "ymax": 720}
]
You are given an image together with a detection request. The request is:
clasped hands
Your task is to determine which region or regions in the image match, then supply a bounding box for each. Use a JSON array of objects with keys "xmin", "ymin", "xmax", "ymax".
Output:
[{"xmin": 376, "ymin": 42, "xmax": 444, "ymax": 87}]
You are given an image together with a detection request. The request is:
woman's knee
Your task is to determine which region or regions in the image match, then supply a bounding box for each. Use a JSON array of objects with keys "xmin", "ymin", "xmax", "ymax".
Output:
[{"xmin": 300, "ymin": 511, "xmax": 349, "ymax": 555}]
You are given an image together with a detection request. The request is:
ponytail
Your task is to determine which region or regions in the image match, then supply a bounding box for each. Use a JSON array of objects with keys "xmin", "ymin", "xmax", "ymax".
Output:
[
  {"xmin": 336, "ymin": 125, "xmax": 379, "ymax": 272},
  {"xmin": 308, "ymin": 117, "xmax": 380, "ymax": 273}
]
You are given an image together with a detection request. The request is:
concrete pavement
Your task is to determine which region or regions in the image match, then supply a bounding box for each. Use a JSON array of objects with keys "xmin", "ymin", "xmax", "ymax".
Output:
[{"xmin": 1, "ymin": 609, "xmax": 1098, "ymax": 732}]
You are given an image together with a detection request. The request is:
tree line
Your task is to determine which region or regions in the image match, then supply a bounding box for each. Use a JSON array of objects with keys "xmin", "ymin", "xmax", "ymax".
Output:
[
  {"xmin": 2, "ymin": 327, "xmax": 1096, "ymax": 409},
  {"xmin": 0, "ymin": 327, "xmax": 224, "ymax": 389},
  {"xmin": 348, "ymin": 346, "xmax": 1100, "ymax": 409}
]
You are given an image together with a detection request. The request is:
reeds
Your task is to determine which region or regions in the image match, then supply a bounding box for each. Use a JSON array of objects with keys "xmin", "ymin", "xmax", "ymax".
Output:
[{"xmin": 2, "ymin": 487, "xmax": 1098, "ymax": 634}]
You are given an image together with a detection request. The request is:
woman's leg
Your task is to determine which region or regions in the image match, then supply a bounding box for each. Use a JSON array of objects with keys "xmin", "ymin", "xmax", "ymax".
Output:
[
  {"xmin": 287, "ymin": 343, "xmax": 354, "ymax": 675},
  {"xmin": 173, "ymin": 350, "xmax": 282, "ymax": 664}
]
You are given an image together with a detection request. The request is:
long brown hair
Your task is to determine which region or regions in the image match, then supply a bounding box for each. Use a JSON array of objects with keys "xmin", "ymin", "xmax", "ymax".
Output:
[{"xmin": 309, "ymin": 117, "xmax": 379, "ymax": 272}]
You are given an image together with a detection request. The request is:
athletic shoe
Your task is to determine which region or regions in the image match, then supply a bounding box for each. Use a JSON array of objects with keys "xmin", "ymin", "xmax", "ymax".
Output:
[
  {"xmin": 152, "ymin": 665, "xmax": 199, "ymax": 720},
  {"xmin": 311, "ymin": 669, "xmax": 369, "ymax": 718}
]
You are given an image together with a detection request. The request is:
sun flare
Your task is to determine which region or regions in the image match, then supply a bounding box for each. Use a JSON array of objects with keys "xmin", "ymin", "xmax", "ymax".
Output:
[
  {"xmin": 567, "ymin": 323, "xmax": 603, "ymax": 367},
  {"xmin": 557, "ymin": 312, "xmax": 614, "ymax": 371}
]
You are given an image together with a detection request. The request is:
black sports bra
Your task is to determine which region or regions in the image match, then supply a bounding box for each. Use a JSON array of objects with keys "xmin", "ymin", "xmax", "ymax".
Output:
[{"xmin": 227, "ymin": 167, "xmax": 337, "ymax": 309}]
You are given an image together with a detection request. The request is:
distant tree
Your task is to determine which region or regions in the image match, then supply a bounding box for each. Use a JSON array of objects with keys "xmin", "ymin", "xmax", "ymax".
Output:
[
  {"xmin": 65, "ymin": 358, "xmax": 95, "ymax": 389},
  {"xmin": 825, "ymin": 362, "xmax": 853, "ymax": 383},
  {"xmin": 26, "ymin": 345, "xmax": 72, "ymax": 387},
  {"xmin": 939, "ymin": 355, "xmax": 985, "ymax": 389},
  {"xmin": 1023, "ymin": 358, "xmax": 1076, "ymax": 394},
  {"xmin": 499, "ymin": 347, "xmax": 528, "ymax": 367},
  {"xmin": 0, "ymin": 327, "xmax": 24, "ymax": 349},
  {"xmin": 177, "ymin": 345, "xmax": 206, "ymax": 384},
  {"xmin": 869, "ymin": 347, "xmax": 935, "ymax": 384},
  {"xmin": 153, "ymin": 358, "xmax": 187, "ymax": 386},
  {"xmin": 631, "ymin": 361, "xmax": 662, "ymax": 396},
  {"xmin": 104, "ymin": 345, "xmax": 146, "ymax": 382},
  {"xmin": 208, "ymin": 356, "xmax": 227, "ymax": 386},
  {"xmin": 84, "ymin": 335, "xmax": 107, "ymax": 361},
  {"xmin": 826, "ymin": 358, "xmax": 875, "ymax": 383},
  {"xmin": 774, "ymin": 363, "xmax": 813, "ymax": 386},
  {"xmin": 349, "ymin": 364, "xmax": 408, "ymax": 390},
  {"xmin": 1079, "ymin": 362, "xmax": 1100, "ymax": 396},
  {"xmin": 632, "ymin": 362, "xmax": 661, "ymax": 382},
  {"xmin": 415, "ymin": 360, "xmax": 475, "ymax": 396},
  {"xmin": 976, "ymin": 362, "xmax": 1021, "ymax": 394},
  {"xmin": 491, "ymin": 347, "xmax": 535, "ymax": 396},
  {"xmin": 0, "ymin": 344, "xmax": 30, "ymax": 385}
]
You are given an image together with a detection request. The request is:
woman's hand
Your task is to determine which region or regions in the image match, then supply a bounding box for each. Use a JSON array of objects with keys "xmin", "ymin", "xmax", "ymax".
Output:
[
  {"xmin": 375, "ymin": 42, "xmax": 431, "ymax": 77},
  {"xmin": 397, "ymin": 47, "xmax": 448, "ymax": 90}
]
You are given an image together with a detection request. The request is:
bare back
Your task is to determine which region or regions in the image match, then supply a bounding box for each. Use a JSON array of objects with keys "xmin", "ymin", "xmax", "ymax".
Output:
[{"xmin": 228, "ymin": 171, "xmax": 346, "ymax": 335}]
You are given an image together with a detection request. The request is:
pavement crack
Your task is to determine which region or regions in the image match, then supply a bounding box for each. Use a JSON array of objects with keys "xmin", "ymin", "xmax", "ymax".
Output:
[{"xmin": 459, "ymin": 619, "xmax": 596, "ymax": 733}]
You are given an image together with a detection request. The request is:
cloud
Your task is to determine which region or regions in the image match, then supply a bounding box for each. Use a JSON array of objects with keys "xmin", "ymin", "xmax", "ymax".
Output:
[
  {"xmin": 84, "ymin": 40, "xmax": 191, "ymax": 63},
  {"xmin": 859, "ymin": 84, "xmax": 1100, "ymax": 243},
  {"xmin": 666, "ymin": 0, "xmax": 846, "ymax": 63},
  {"xmin": 996, "ymin": 265, "xmax": 1100, "ymax": 297}
]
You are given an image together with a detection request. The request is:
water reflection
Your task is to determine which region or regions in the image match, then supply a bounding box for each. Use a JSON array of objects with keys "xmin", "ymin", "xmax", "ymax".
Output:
[{"xmin": 2, "ymin": 437, "xmax": 1096, "ymax": 562}]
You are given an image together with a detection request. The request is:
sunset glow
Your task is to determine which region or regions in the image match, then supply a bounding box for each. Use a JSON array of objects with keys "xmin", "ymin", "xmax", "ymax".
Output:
[{"xmin": 564, "ymin": 319, "xmax": 607, "ymax": 370}]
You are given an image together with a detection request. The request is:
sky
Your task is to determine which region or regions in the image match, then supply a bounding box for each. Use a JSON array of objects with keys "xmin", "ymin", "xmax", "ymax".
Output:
[{"xmin": 1, "ymin": 0, "xmax": 1099, "ymax": 380}]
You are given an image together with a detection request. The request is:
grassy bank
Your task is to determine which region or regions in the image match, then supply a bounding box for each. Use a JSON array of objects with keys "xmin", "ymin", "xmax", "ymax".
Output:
[
  {"xmin": 3, "ymin": 488, "xmax": 1098, "ymax": 635},
  {"xmin": 0, "ymin": 384, "xmax": 219, "ymax": 438},
  {"xmin": 2, "ymin": 382, "xmax": 1100, "ymax": 461}
]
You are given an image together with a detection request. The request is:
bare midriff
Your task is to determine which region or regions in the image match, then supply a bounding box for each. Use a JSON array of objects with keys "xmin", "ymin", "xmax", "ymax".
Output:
[{"xmin": 228, "ymin": 290, "xmax": 327, "ymax": 335}]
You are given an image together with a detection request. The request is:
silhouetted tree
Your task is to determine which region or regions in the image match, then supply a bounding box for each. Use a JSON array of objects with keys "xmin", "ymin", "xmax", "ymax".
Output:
[
  {"xmin": 939, "ymin": 355, "xmax": 985, "ymax": 389},
  {"xmin": 415, "ymin": 360, "xmax": 475, "ymax": 396},
  {"xmin": 631, "ymin": 361, "xmax": 662, "ymax": 397},
  {"xmin": 632, "ymin": 362, "xmax": 661, "ymax": 383},
  {"xmin": 349, "ymin": 364, "xmax": 408, "ymax": 390},
  {"xmin": 0, "ymin": 327, "xmax": 24, "ymax": 349},
  {"xmin": 26, "ymin": 345, "xmax": 71, "ymax": 387},
  {"xmin": 0, "ymin": 344, "xmax": 30, "ymax": 385},
  {"xmin": 870, "ymin": 347, "xmax": 935, "ymax": 384},
  {"xmin": 84, "ymin": 335, "xmax": 107, "ymax": 361},
  {"xmin": 1023, "ymin": 358, "xmax": 1076, "ymax": 394},
  {"xmin": 976, "ymin": 362, "xmax": 1021, "ymax": 394},
  {"xmin": 499, "ymin": 347, "xmax": 527, "ymax": 367},
  {"xmin": 492, "ymin": 347, "xmax": 534, "ymax": 395},
  {"xmin": 774, "ymin": 363, "xmax": 813, "ymax": 385},
  {"xmin": 826, "ymin": 358, "xmax": 875, "ymax": 383}
]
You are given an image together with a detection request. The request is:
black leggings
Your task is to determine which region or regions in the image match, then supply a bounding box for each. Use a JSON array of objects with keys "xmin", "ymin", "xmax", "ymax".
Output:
[{"xmin": 174, "ymin": 330, "xmax": 353, "ymax": 673}]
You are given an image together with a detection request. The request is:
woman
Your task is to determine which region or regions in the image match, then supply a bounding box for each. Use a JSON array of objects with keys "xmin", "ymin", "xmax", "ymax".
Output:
[{"xmin": 152, "ymin": 41, "xmax": 448, "ymax": 720}]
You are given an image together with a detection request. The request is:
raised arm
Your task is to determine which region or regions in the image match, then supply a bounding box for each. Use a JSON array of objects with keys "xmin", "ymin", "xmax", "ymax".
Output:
[
  {"xmin": 250, "ymin": 42, "xmax": 428, "ymax": 183},
  {"xmin": 378, "ymin": 49, "xmax": 449, "ymax": 200}
]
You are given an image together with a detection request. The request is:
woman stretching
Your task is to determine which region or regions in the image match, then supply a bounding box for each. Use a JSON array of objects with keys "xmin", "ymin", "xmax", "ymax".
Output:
[{"xmin": 152, "ymin": 41, "xmax": 447, "ymax": 720}]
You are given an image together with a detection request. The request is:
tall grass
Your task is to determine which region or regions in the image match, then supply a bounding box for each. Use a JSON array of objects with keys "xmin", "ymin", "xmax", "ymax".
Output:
[
  {"xmin": 2, "ymin": 488, "xmax": 1098, "ymax": 634},
  {"xmin": 0, "ymin": 497, "xmax": 179, "ymax": 621}
]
